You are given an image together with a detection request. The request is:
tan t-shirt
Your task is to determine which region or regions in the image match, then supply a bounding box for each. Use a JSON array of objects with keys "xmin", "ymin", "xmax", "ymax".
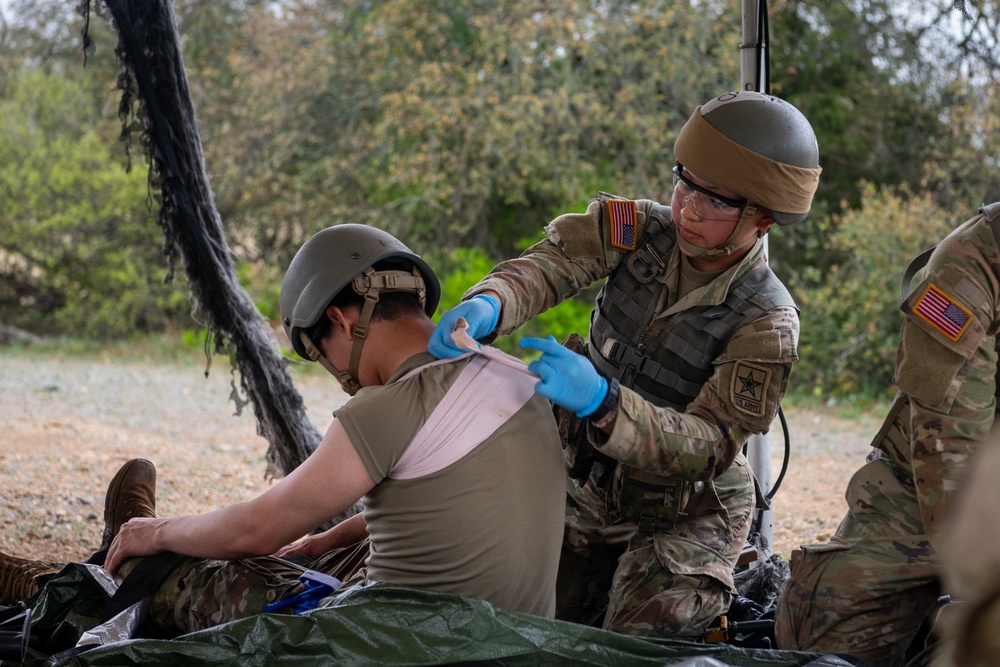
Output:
[{"xmin": 335, "ymin": 352, "xmax": 565, "ymax": 617}]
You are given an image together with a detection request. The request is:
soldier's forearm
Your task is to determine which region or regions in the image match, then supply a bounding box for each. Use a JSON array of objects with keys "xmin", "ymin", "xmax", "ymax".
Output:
[
  {"xmin": 594, "ymin": 386, "xmax": 734, "ymax": 480},
  {"xmin": 466, "ymin": 253, "xmax": 599, "ymax": 336}
]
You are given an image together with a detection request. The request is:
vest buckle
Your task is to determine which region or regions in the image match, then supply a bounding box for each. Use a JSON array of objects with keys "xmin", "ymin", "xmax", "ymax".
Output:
[
  {"xmin": 637, "ymin": 506, "xmax": 657, "ymax": 534},
  {"xmin": 625, "ymin": 244, "xmax": 662, "ymax": 284}
]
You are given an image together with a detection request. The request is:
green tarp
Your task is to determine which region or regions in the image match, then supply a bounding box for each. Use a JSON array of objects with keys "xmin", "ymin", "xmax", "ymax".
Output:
[{"xmin": 7, "ymin": 565, "xmax": 859, "ymax": 667}]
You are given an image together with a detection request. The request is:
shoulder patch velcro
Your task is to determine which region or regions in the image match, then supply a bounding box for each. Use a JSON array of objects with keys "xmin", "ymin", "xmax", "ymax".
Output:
[
  {"xmin": 913, "ymin": 283, "xmax": 973, "ymax": 342},
  {"xmin": 731, "ymin": 361, "xmax": 771, "ymax": 417},
  {"xmin": 606, "ymin": 199, "xmax": 638, "ymax": 251}
]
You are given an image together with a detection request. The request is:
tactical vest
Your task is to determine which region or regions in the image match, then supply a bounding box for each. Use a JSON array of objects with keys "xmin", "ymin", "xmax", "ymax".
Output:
[
  {"xmin": 573, "ymin": 202, "xmax": 794, "ymax": 530},
  {"xmin": 588, "ymin": 204, "xmax": 795, "ymax": 411}
]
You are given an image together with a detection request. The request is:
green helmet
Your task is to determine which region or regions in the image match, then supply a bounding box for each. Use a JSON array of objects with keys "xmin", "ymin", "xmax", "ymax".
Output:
[
  {"xmin": 674, "ymin": 91, "xmax": 821, "ymax": 225},
  {"xmin": 280, "ymin": 224, "xmax": 440, "ymax": 361}
]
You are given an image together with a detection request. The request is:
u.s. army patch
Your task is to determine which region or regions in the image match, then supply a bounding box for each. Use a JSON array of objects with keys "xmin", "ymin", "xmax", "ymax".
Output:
[
  {"xmin": 913, "ymin": 283, "xmax": 973, "ymax": 342},
  {"xmin": 606, "ymin": 199, "xmax": 638, "ymax": 251},
  {"xmin": 731, "ymin": 361, "xmax": 771, "ymax": 417}
]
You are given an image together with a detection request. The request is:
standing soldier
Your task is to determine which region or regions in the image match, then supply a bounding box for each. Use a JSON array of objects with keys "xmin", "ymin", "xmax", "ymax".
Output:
[
  {"xmin": 429, "ymin": 91, "xmax": 822, "ymax": 638},
  {"xmin": 776, "ymin": 203, "xmax": 1000, "ymax": 666}
]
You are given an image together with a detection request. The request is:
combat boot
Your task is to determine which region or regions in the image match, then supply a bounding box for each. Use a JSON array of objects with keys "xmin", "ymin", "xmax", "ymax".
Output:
[
  {"xmin": 100, "ymin": 458, "xmax": 157, "ymax": 552},
  {"xmin": 0, "ymin": 552, "xmax": 62, "ymax": 606}
]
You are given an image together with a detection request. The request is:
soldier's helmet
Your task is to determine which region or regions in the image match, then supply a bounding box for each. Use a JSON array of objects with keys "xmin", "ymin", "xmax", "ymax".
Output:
[
  {"xmin": 674, "ymin": 91, "xmax": 821, "ymax": 225},
  {"xmin": 280, "ymin": 224, "xmax": 441, "ymax": 360}
]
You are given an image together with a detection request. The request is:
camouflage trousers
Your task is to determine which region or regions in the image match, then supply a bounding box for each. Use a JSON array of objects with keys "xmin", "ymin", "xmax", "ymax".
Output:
[
  {"xmin": 775, "ymin": 456, "xmax": 940, "ymax": 667},
  {"xmin": 119, "ymin": 538, "xmax": 370, "ymax": 635},
  {"xmin": 556, "ymin": 454, "xmax": 755, "ymax": 639}
]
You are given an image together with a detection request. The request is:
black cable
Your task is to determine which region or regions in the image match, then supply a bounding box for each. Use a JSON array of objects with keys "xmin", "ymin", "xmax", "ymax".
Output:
[{"xmin": 767, "ymin": 404, "xmax": 790, "ymax": 501}]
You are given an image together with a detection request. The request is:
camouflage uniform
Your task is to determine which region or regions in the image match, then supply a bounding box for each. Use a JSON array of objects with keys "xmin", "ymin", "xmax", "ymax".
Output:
[
  {"xmin": 469, "ymin": 193, "xmax": 799, "ymax": 638},
  {"xmin": 776, "ymin": 203, "xmax": 1000, "ymax": 666},
  {"xmin": 124, "ymin": 538, "xmax": 370, "ymax": 635}
]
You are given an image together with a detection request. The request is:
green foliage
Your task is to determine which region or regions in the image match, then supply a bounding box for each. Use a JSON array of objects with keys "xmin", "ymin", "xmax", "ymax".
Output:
[
  {"xmin": 0, "ymin": 68, "xmax": 193, "ymax": 337},
  {"xmin": 176, "ymin": 0, "xmax": 747, "ymax": 265},
  {"xmin": 178, "ymin": 327, "xmax": 213, "ymax": 353},
  {"xmin": 789, "ymin": 184, "xmax": 966, "ymax": 398},
  {"xmin": 235, "ymin": 261, "xmax": 285, "ymax": 322},
  {"xmin": 4, "ymin": 0, "xmax": 1000, "ymax": 362},
  {"xmin": 521, "ymin": 295, "xmax": 596, "ymax": 356},
  {"xmin": 432, "ymin": 246, "xmax": 499, "ymax": 319},
  {"xmin": 771, "ymin": 1, "xmax": 968, "ymax": 217}
]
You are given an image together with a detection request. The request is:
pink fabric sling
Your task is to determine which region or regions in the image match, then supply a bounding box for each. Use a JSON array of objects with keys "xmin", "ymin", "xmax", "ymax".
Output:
[{"xmin": 388, "ymin": 346, "xmax": 538, "ymax": 480}]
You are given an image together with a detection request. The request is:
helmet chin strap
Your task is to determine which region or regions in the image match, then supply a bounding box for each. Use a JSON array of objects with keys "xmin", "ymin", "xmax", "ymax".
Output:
[
  {"xmin": 299, "ymin": 266, "xmax": 428, "ymax": 397},
  {"xmin": 677, "ymin": 203, "xmax": 762, "ymax": 260},
  {"xmin": 298, "ymin": 330, "xmax": 362, "ymax": 396}
]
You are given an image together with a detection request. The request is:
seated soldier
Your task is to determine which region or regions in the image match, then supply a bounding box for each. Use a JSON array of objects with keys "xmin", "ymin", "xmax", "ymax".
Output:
[{"xmin": 0, "ymin": 224, "xmax": 566, "ymax": 635}]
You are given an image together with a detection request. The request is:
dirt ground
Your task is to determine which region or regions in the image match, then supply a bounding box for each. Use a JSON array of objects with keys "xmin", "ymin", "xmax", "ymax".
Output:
[{"xmin": 0, "ymin": 348, "xmax": 884, "ymax": 565}]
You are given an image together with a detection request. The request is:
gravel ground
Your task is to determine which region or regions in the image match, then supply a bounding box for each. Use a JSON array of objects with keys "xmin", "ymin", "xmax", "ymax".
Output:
[
  {"xmin": 0, "ymin": 346, "xmax": 884, "ymax": 565},
  {"xmin": 0, "ymin": 347, "xmax": 347, "ymax": 564}
]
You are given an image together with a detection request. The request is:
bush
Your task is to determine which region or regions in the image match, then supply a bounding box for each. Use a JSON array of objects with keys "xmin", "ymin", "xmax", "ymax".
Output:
[
  {"xmin": 789, "ymin": 184, "xmax": 965, "ymax": 399},
  {"xmin": 0, "ymin": 69, "xmax": 192, "ymax": 338}
]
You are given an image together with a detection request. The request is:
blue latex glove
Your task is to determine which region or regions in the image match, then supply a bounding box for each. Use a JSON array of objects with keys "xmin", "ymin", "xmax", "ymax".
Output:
[
  {"xmin": 428, "ymin": 294, "xmax": 501, "ymax": 359},
  {"xmin": 520, "ymin": 336, "xmax": 609, "ymax": 417}
]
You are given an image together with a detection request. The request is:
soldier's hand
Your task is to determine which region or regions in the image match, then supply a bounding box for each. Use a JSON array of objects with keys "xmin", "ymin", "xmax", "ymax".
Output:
[
  {"xmin": 428, "ymin": 294, "xmax": 500, "ymax": 359},
  {"xmin": 521, "ymin": 335, "xmax": 608, "ymax": 417},
  {"xmin": 274, "ymin": 533, "xmax": 330, "ymax": 559},
  {"xmin": 104, "ymin": 517, "xmax": 163, "ymax": 573}
]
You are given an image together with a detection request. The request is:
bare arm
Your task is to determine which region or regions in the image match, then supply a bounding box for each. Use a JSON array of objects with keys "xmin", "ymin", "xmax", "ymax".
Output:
[
  {"xmin": 273, "ymin": 512, "xmax": 368, "ymax": 559},
  {"xmin": 105, "ymin": 419, "xmax": 375, "ymax": 573}
]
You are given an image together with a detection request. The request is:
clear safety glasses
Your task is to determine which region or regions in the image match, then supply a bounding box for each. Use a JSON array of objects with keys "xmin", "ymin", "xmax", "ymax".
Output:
[{"xmin": 672, "ymin": 163, "xmax": 747, "ymax": 221}]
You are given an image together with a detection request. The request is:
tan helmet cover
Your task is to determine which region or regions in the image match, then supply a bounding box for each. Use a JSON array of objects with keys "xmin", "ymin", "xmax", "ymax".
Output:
[{"xmin": 674, "ymin": 92, "xmax": 822, "ymax": 225}]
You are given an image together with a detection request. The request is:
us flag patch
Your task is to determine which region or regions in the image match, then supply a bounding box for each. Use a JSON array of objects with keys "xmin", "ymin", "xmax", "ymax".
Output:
[
  {"xmin": 607, "ymin": 199, "xmax": 637, "ymax": 251},
  {"xmin": 914, "ymin": 284, "xmax": 973, "ymax": 342}
]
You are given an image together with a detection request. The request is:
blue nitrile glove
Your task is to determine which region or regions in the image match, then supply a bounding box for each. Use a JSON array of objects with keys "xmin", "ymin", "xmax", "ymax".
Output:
[
  {"xmin": 428, "ymin": 294, "xmax": 501, "ymax": 359},
  {"xmin": 263, "ymin": 570, "xmax": 342, "ymax": 614},
  {"xmin": 520, "ymin": 336, "xmax": 609, "ymax": 417}
]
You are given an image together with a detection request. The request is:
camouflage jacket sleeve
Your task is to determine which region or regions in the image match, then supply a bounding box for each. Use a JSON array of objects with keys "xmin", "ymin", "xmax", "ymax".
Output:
[
  {"xmin": 591, "ymin": 305, "xmax": 799, "ymax": 481},
  {"xmin": 893, "ymin": 215, "xmax": 1000, "ymax": 543},
  {"xmin": 464, "ymin": 196, "xmax": 659, "ymax": 336}
]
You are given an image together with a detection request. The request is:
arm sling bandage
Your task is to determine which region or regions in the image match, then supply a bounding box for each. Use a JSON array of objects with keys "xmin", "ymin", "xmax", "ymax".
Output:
[{"xmin": 388, "ymin": 347, "xmax": 538, "ymax": 480}]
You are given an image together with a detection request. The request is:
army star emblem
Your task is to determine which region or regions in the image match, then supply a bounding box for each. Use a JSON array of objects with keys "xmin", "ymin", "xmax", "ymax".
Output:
[
  {"xmin": 738, "ymin": 370, "xmax": 764, "ymax": 398},
  {"xmin": 731, "ymin": 361, "xmax": 771, "ymax": 417}
]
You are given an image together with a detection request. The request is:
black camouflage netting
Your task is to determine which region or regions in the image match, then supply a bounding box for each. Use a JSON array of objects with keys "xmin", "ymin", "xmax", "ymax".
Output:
[{"xmin": 75, "ymin": 0, "xmax": 358, "ymax": 524}]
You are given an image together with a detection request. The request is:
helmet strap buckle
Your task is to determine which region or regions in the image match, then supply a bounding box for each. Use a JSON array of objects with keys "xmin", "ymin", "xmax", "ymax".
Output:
[{"xmin": 299, "ymin": 330, "xmax": 361, "ymax": 394}]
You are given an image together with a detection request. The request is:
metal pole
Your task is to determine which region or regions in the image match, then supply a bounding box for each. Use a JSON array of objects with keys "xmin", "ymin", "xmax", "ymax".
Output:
[
  {"xmin": 740, "ymin": 0, "xmax": 774, "ymax": 558},
  {"xmin": 740, "ymin": 0, "xmax": 765, "ymax": 92}
]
